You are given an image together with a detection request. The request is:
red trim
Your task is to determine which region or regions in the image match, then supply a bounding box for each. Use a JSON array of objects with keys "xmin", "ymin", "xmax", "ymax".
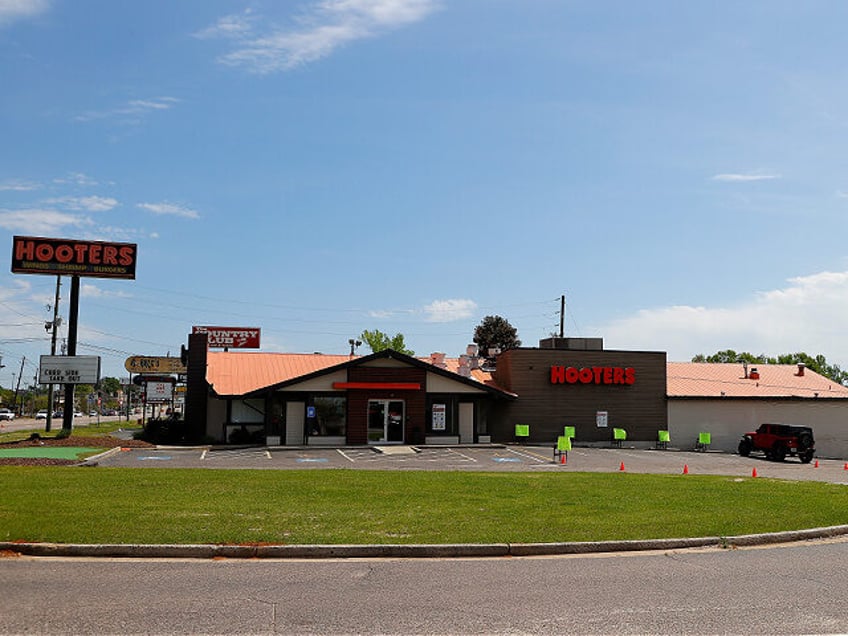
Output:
[{"xmin": 332, "ymin": 382, "xmax": 421, "ymax": 391}]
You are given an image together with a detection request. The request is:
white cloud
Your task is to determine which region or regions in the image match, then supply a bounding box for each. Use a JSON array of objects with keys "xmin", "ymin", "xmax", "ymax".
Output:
[
  {"xmin": 423, "ymin": 298, "xmax": 477, "ymax": 323},
  {"xmin": 75, "ymin": 97, "xmax": 180, "ymax": 124},
  {"xmin": 0, "ymin": 0, "xmax": 48, "ymax": 26},
  {"xmin": 0, "ymin": 178, "xmax": 40, "ymax": 191},
  {"xmin": 0, "ymin": 208, "xmax": 91, "ymax": 233},
  {"xmin": 194, "ymin": 9, "xmax": 256, "ymax": 39},
  {"xmin": 44, "ymin": 195, "xmax": 118, "ymax": 212},
  {"xmin": 137, "ymin": 202, "xmax": 200, "ymax": 219},
  {"xmin": 598, "ymin": 271, "xmax": 848, "ymax": 366},
  {"xmin": 81, "ymin": 283, "xmax": 131, "ymax": 299},
  {"xmin": 201, "ymin": 0, "xmax": 441, "ymax": 74},
  {"xmin": 711, "ymin": 173, "xmax": 781, "ymax": 182},
  {"xmin": 53, "ymin": 172, "xmax": 98, "ymax": 187}
]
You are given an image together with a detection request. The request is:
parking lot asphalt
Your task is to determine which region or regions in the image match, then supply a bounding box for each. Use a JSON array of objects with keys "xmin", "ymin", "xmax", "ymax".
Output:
[{"xmin": 90, "ymin": 443, "xmax": 848, "ymax": 483}]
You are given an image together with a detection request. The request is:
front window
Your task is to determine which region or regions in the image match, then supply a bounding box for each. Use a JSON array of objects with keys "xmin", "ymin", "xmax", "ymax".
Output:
[{"xmin": 310, "ymin": 396, "xmax": 346, "ymax": 437}]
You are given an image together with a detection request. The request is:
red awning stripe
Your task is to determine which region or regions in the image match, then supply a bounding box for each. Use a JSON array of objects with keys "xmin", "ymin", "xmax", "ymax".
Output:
[{"xmin": 332, "ymin": 382, "xmax": 421, "ymax": 390}]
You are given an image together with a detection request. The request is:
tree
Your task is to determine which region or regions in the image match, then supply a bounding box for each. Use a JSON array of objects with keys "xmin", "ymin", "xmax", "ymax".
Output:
[
  {"xmin": 359, "ymin": 329, "xmax": 415, "ymax": 356},
  {"xmin": 473, "ymin": 315, "xmax": 521, "ymax": 356},
  {"xmin": 99, "ymin": 377, "xmax": 122, "ymax": 397},
  {"xmin": 691, "ymin": 350, "xmax": 848, "ymax": 385}
]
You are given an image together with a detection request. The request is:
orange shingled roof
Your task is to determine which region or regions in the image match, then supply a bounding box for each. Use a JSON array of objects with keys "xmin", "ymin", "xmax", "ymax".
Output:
[
  {"xmin": 206, "ymin": 351, "xmax": 508, "ymax": 396},
  {"xmin": 207, "ymin": 351, "xmax": 351, "ymax": 396},
  {"xmin": 667, "ymin": 362, "xmax": 848, "ymax": 398}
]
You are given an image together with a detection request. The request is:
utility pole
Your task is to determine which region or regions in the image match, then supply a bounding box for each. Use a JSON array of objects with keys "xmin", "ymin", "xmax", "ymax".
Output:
[
  {"xmin": 46, "ymin": 275, "xmax": 61, "ymax": 432},
  {"xmin": 12, "ymin": 357, "xmax": 24, "ymax": 415}
]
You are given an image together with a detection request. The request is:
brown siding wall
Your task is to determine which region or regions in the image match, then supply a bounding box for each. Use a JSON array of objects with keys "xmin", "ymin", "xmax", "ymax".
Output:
[
  {"xmin": 185, "ymin": 332, "xmax": 209, "ymax": 442},
  {"xmin": 490, "ymin": 348, "xmax": 667, "ymax": 444},
  {"xmin": 347, "ymin": 367, "xmax": 427, "ymax": 444}
]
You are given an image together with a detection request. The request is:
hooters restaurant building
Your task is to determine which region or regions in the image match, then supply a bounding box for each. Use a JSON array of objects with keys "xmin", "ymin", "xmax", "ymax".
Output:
[
  {"xmin": 184, "ymin": 332, "xmax": 667, "ymax": 446},
  {"xmin": 486, "ymin": 338, "xmax": 667, "ymax": 444}
]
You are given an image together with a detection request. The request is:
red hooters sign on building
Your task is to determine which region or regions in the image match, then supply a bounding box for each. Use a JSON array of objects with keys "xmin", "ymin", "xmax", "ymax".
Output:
[
  {"xmin": 11, "ymin": 236, "xmax": 137, "ymax": 279},
  {"xmin": 550, "ymin": 365, "xmax": 636, "ymax": 385}
]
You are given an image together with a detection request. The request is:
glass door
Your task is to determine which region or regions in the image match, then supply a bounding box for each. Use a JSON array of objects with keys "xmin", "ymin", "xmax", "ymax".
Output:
[{"xmin": 367, "ymin": 399, "xmax": 405, "ymax": 443}]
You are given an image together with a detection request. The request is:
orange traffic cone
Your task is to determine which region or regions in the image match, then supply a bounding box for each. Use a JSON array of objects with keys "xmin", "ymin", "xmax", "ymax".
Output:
[
  {"xmin": 844, "ymin": 463, "xmax": 848, "ymax": 471},
  {"xmin": 752, "ymin": 467, "xmax": 758, "ymax": 478},
  {"xmin": 560, "ymin": 453, "xmax": 566, "ymax": 465},
  {"xmin": 683, "ymin": 464, "xmax": 689, "ymax": 475},
  {"xmin": 619, "ymin": 461, "xmax": 625, "ymax": 471},
  {"xmin": 814, "ymin": 460, "xmax": 819, "ymax": 468}
]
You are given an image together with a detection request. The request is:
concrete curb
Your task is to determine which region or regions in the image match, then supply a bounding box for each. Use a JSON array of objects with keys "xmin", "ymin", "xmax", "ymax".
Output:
[{"xmin": 4, "ymin": 524, "xmax": 847, "ymax": 560}]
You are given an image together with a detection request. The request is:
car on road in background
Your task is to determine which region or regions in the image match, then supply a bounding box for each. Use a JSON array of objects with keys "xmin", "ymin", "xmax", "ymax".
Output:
[
  {"xmin": 35, "ymin": 410, "xmax": 48, "ymax": 420},
  {"xmin": 0, "ymin": 408, "xmax": 15, "ymax": 421}
]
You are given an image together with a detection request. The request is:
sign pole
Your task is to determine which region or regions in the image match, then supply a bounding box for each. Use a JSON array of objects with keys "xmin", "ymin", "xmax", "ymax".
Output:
[
  {"xmin": 45, "ymin": 275, "xmax": 61, "ymax": 433},
  {"xmin": 61, "ymin": 275, "xmax": 80, "ymax": 433}
]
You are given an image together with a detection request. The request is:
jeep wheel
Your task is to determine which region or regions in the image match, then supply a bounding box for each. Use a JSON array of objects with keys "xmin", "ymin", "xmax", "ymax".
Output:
[
  {"xmin": 771, "ymin": 444, "xmax": 786, "ymax": 462},
  {"xmin": 738, "ymin": 438, "xmax": 752, "ymax": 457},
  {"xmin": 798, "ymin": 431, "xmax": 813, "ymax": 451},
  {"xmin": 799, "ymin": 449, "xmax": 814, "ymax": 464}
]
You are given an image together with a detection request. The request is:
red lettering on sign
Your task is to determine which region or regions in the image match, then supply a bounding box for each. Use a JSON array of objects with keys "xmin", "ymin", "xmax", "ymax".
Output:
[
  {"xmin": 15, "ymin": 239, "xmax": 34, "ymax": 261},
  {"xmin": 118, "ymin": 245, "xmax": 135, "ymax": 266},
  {"xmin": 550, "ymin": 366, "xmax": 566, "ymax": 384},
  {"xmin": 55, "ymin": 245, "xmax": 74, "ymax": 263},
  {"xmin": 36, "ymin": 243, "xmax": 53, "ymax": 261},
  {"xmin": 549, "ymin": 365, "xmax": 636, "ymax": 386}
]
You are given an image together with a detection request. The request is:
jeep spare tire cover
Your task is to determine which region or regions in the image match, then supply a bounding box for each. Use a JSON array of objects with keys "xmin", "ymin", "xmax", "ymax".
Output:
[{"xmin": 798, "ymin": 431, "xmax": 813, "ymax": 450}]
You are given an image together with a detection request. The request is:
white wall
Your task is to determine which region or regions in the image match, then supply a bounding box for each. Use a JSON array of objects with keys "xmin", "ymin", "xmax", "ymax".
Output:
[{"xmin": 669, "ymin": 399, "xmax": 848, "ymax": 459}]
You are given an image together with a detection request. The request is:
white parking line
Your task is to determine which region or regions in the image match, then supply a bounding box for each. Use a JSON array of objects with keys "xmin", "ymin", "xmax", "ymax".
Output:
[
  {"xmin": 505, "ymin": 447, "xmax": 549, "ymax": 463},
  {"xmin": 337, "ymin": 449, "xmax": 356, "ymax": 462},
  {"xmin": 446, "ymin": 448, "xmax": 478, "ymax": 463},
  {"xmin": 202, "ymin": 448, "xmax": 270, "ymax": 461}
]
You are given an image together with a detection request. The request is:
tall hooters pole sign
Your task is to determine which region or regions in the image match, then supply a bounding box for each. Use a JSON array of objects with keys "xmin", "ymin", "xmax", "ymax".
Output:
[
  {"xmin": 11, "ymin": 236, "xmax": 137, "ymax": 279},
  {"xmin": 550, "ymin": 365, "xmax": 635, "ymax": 386}
]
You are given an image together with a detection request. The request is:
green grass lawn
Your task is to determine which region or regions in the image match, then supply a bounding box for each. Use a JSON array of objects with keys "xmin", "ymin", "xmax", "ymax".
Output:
[{"xmin": 2, "ymin": 468, "xmax": 847, "ymax": 545}]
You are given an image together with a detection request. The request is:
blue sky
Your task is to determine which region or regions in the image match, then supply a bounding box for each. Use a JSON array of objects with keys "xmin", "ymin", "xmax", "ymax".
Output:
[{"xmin": 3, "ymin": 0, "xmax": 848, "ymax": 384}]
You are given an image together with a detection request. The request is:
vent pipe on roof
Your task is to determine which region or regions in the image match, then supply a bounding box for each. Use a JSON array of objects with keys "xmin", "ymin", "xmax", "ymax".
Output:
[
  {"xmin": 797, "ymin": 363, "xmax": 806, "ymax": 377},
  {"xmin": 742, "ymin": 361, "xmax": 748, "ymax": 379}
]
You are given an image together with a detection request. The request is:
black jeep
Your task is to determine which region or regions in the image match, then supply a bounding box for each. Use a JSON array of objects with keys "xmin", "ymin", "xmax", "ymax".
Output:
[{"xmin": 738, "ymin": 423, "xmax": 815, "ymax": 463}]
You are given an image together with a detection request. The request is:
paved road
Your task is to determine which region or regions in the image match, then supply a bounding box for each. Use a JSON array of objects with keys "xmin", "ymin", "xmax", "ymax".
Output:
[
  {"xmin": 2, "ymin": 538, "xmax": 847, "ymax": 634},
  {"xmin": 0, "ymin": 414, "xmax": 128, "ymax": 435}
]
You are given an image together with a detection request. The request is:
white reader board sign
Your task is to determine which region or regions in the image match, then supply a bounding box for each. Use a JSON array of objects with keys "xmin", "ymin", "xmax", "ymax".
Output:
[{"xmin": 39, "ymin": 355, "xmax": 101, "ymax": 384}]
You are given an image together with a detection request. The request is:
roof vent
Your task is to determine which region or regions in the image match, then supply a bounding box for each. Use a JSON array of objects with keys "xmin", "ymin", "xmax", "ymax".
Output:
[
  {"xmin": 797, "ymin": 363, "xmax": 806, "ymax": 377},
  {"xmin": 749, "ymin": 367, "xmax": 760, "ymax": 380}
]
